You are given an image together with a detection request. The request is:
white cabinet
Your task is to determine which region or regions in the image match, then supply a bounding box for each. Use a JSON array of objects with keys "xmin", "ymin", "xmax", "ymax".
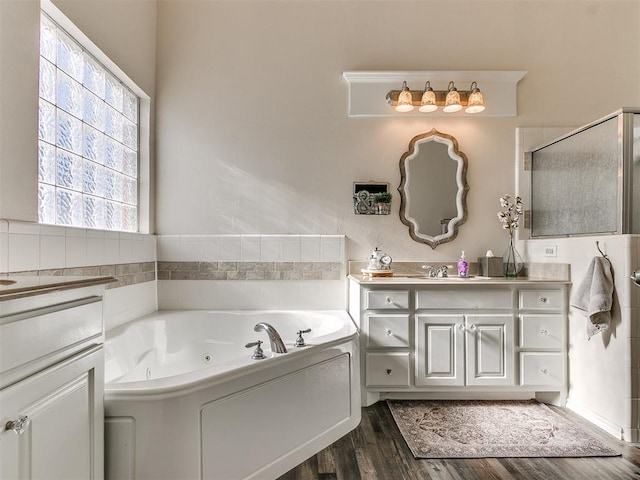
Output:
[
  {"xmin": 349, "ymin": 278, "xmax": 568, "ymax": 406},
  {"xmin": 416, "ymin": 314, "xmax": 514, "ymax": 387},
  {"xmin": 518, "ymin": 290, "xmax": 566, "ymax": 389},
  {"xmin": 0, "ymin": 346, "xmax": 104, "ymax": 480},
  {"xmin": 0, "ymin": 284, "xmax": 107, "ymax": 480}
]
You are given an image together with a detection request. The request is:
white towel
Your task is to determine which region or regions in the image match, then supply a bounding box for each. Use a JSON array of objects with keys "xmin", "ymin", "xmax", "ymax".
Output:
[{"xmin": 570, "ymin": 257, "xmax": 614, "ymax": 339}]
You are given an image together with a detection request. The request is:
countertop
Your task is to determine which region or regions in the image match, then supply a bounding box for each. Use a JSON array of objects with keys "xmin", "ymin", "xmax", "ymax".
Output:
[
  {"xmin": 0, "ymin": 275, "xmax": 117, "ymax": 301},
  {"xmin": 348, "ymin": 274, "xmax": 571, "ymax": 286}
]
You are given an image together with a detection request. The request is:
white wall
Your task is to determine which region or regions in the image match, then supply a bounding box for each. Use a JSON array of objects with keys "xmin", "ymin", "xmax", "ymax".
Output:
[{"xmin": 154, "ymin": 0, "xmax": 640, "ymax": 264}]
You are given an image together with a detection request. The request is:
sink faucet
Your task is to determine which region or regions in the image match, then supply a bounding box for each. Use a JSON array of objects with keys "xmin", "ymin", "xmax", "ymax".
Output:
[
  {"xmin": 254, "ymin": 322, "xmax": 288, "ymax": 353},
  {"xmin": 422, "ymin": 265, "xmax": 451, "ymax": 278}
]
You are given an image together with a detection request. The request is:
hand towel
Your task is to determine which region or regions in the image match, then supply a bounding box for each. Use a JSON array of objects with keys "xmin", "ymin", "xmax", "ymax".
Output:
[{"xmin": 570, "ymin": 257, "xmax": 614, "ymax": 339}]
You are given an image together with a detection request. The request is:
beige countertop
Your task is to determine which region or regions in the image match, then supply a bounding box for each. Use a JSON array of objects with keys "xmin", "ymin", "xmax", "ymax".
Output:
[
  {"xmin": 0, "ymin": 275, "xmax": 116, "ymax": 301},
  {"xmin": 348, "ymin": 274, "xmax": 571, "ymax": 286}
]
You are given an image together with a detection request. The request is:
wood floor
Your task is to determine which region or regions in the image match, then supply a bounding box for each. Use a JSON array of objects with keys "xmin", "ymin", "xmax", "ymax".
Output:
[{"xmin": 278, "ymin": 402, "xmax": 640, "ymax": 480}]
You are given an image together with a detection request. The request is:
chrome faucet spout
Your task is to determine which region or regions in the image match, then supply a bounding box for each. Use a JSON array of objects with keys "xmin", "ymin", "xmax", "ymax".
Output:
[{"xmin": 254, "ymin": 322, "xmax": 288, "ymax": 353}]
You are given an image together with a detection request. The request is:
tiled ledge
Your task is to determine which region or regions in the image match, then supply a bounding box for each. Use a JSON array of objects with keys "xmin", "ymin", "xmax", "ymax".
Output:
[
  {"xmin": 157, "ymin": 261, "xmax": 343, "ymax": 281},
  {"xmin": 2, "ymin": 262, "xmax": 156, "ymax": 289}
]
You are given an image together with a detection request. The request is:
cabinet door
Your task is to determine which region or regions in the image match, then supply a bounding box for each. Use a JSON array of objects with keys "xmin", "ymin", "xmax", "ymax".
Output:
[
  {"xmin": 466, "ymin": 314, "xmax": 514, "ymax": 386},
  {"xmin": 415, "ymin": 315, "xmax": 464, "ymax": 386},
  {"xmin": 0, "ymin": 346, "xmax": 104, "ymax": 480}
]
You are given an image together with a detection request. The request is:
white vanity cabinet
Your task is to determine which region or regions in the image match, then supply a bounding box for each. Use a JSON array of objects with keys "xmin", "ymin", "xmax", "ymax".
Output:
[
  {"xmin": 416, "ymin": 313, "xmax": 514, "ymax": 387},
  {"xmin": 0, "ymin": 279, "xmax": 111, "ymax": 480},
  {"xmin": 348, "ymin": 276, "xmax": 569, "ymax": 407}
]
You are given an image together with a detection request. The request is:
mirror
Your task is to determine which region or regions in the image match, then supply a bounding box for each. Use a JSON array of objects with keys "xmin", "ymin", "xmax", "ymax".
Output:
[{"xmin": 398, "ymin": 128, "xmax": 469, "ymax": 249}]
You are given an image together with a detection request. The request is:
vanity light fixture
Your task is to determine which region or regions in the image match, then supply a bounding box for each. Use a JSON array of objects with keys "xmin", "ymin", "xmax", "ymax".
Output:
[
  {"xmin": 386, "ymin": 80, "xmax": 486, "ymax": 114},
  {"xmin": 396, "ymin": 81, "xmax": 414, "ymax": 112},
  {"xmin": 419, "ymin": 81, "xmax": 438, "ymax": 112}
]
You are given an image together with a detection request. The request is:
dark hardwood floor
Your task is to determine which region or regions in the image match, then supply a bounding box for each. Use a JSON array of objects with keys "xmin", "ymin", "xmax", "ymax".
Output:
[{"xmin": 278, "ymin": 402, "xmax": 640, "ymax": 480}]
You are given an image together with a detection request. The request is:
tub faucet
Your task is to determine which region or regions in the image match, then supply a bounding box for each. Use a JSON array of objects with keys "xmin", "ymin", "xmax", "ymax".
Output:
[{"xmin": 254, "ymin": 322, "xmax": 288, "ymax": 353}]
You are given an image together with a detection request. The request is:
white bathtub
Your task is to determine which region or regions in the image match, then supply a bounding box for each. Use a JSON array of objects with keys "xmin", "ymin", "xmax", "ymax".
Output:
[{"xmin": 103, "ymin": 310, "xmax": 361, "ymax": 480}]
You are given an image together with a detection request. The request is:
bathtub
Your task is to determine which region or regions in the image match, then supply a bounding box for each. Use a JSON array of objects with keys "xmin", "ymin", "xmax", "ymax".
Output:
[{"xmin": 103, "ymin": 310, "xmax": 360, "ymax": 480}]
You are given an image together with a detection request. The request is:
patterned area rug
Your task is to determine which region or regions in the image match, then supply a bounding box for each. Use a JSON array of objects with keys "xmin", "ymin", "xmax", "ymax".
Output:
[{"xmin": 387, "ymin": 399, "xmax": 620, "ymax": 458}]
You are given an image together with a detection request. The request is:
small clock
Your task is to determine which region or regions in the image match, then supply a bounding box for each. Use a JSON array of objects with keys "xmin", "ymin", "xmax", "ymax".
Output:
[{"xmin": 380, "ymin": 255, "xmax": 392, "ymax": 267}]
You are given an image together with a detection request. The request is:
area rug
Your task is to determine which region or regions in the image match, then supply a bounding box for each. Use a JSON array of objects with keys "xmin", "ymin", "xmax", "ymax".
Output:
[{"xmin": 387, "ymin": 399, "xmax": 620, "ymax": 458}]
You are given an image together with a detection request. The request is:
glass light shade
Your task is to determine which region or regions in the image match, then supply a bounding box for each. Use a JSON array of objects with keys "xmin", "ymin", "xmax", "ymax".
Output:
[
  {"xmin": 443, "ymin": 89, "xmax": 462, "ymax": 113},
  {"xmin": 396, "ymin": 81, "xmax": 414, "ymax": 112},
  {"xmin": 466, "ymin": 90, "xmax": 485, "ymax": 113},
  {"xmin": 419, "ymin": 89, "xmax": 438, "ymax": 112},
  {"xmin": 396, "ymin": 89, "xmax": 414, "ymax": 112}
]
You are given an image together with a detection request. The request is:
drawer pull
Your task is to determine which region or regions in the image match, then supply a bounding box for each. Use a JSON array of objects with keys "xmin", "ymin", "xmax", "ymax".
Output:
[
  {"xmin": 5, "ymin": 415, "xmax": 30, "ymax": 435},
  {"xmin": 540, "ymin": 368, "xmax": 549, "ymax": 375},
  {"xmin": 539, "ymin": 297, "xmax": 549, "ymax": 303},
  {"xmin": 385, "ymin": 328, "xmax": 393, "ymax": 336},
  {"xmin": 540, "ymin": 328, "xmax": 550, "ymax": 336},
  {"xmin": 386, "ymin": 369, "xmax": 393, "ymax": 375},
  {"xmin": 385, "ymin": 297, "xmax": 393, "ymax": 304}
]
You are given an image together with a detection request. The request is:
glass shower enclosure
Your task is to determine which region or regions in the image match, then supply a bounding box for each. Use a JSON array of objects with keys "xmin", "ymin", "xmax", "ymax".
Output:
[{"xmin": 529, "ymin": 108, "xmax": 640, "ymax": 237}]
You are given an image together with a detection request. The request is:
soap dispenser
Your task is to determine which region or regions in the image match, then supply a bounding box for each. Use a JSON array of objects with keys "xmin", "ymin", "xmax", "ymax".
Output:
[{"xmin": 457, "ymin": 251, "xmax": 469, "ymax": 278}]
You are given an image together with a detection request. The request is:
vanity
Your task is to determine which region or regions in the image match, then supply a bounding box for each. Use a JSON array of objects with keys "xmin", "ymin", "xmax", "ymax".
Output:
[
  {"xmin": 0, "ymin": 275, "xmax": 114, "ymax": 480},
  {"xmin": 348, "ymin": 273, "xmax": 570, "ymax": 407}
]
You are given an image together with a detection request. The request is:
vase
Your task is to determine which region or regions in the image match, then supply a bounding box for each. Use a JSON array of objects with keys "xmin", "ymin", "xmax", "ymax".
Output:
[
  {"xmin": 376, "ymin": 202, "xmax": 391, "ymax": 215},
  {"xmin": 503, "ymin": 233, "xmax": 523, "ymax": 278}
]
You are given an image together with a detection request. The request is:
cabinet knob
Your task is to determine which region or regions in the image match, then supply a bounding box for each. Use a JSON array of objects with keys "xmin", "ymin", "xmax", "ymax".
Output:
[
  {"xmin": 468, "ymin": 324, "xmax": 477, "ymax": 331},
  {"xmin": 540, "ymin": 368, "xmax": 549, "ymax": 375},
  {"xmin": 385, "ymin": 328, "xmax": 393, "ymax": 336},
  {"xmin": 385, "ymin": 297, "xmax": 393, "ymax": 304},
  {"xmin": 457, "ymin": 323, "xmax": 465, "ymax": 331},
  {"xmin": 5, "ymin": 415, "xmax": 30, "ymax": 435},
  {"xmin": 386, "ymin": 369, "xmax": 393, "ymax": 375},
  {"xmin": 540, "ymin": 328, "xmax": 550, "ymax": 336},
  {"xmin": 539, "ymin": 297, "xmax": 549, "ymax": 303}
]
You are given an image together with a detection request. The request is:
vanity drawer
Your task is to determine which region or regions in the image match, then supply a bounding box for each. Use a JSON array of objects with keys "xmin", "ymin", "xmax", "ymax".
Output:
[
  {"xmin": 519, "ymin": 290, "xmax": 564, "ymax": 310},
  {"xmin": 366, "ymin": 290, "xmax": 409, "ymax": 310},
  {"xmin": 416, "ymin": 289, "xmax": 512, "ymax": 310},
  {"xmin": 520, "ymin": 352, "xmax": 563, "ymax": 387},
  {"xmin": 366, "ymin": 352, "xmax": 411, "ymax": 387},
  {"xmin": 366, "ymin": 315, "xmax": 410, "ymax": 348},
  {"xmin": 519, "ymin": 315, "xmax": 564, "ymax": 349}
]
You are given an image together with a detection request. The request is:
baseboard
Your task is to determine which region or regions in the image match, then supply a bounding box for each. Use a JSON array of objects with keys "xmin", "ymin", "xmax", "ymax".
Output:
[
  {"xmin": 566, "ymin": 399, "xmax": 624, "ymax": 440},
  {"xmin": 379, "ymin": 391, "xmax": 536, "ymax": 402}
]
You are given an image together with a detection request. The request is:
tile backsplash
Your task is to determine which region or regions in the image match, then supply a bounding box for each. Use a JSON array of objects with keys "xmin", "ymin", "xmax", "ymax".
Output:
[
  {"xmin": 157, "ymin": 234, "xmax": 345, "ymax": 263},
  {"xmin": 1, "ymin": 225, "xmax": 348, "ymax": 314},
  {"xmin": 0, "ymin": 220, "xmax": 156, "ymax": 272},
  {"xmin": 156, "ymin": 234, "xmax": 346, "ymax": 310}
]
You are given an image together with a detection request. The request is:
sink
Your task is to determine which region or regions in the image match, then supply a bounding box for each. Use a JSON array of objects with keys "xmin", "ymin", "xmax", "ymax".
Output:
[{"xmin": 0, "ymin": 279, "xmax": 17, "ymax": 286}]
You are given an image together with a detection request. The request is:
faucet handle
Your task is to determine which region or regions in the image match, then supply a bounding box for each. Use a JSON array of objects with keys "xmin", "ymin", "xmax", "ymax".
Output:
[
  {"xmin": 245, "ymin": 340, "xmax": 266, "ymax": 360},
  {"xmin": 294, "ymin": 329, "xmax": 311, "ymax": 347}
]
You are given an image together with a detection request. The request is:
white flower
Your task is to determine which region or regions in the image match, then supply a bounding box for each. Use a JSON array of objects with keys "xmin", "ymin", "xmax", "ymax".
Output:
[{"xmin": 498, "ymin": 194, "xmax": 522, "ymax": 234}]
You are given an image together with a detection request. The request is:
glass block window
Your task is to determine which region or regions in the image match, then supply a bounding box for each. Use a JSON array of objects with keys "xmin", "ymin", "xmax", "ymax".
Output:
[{"xmin": 38, "ymin": 13, "xmax": 139, "ymax": 232}]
